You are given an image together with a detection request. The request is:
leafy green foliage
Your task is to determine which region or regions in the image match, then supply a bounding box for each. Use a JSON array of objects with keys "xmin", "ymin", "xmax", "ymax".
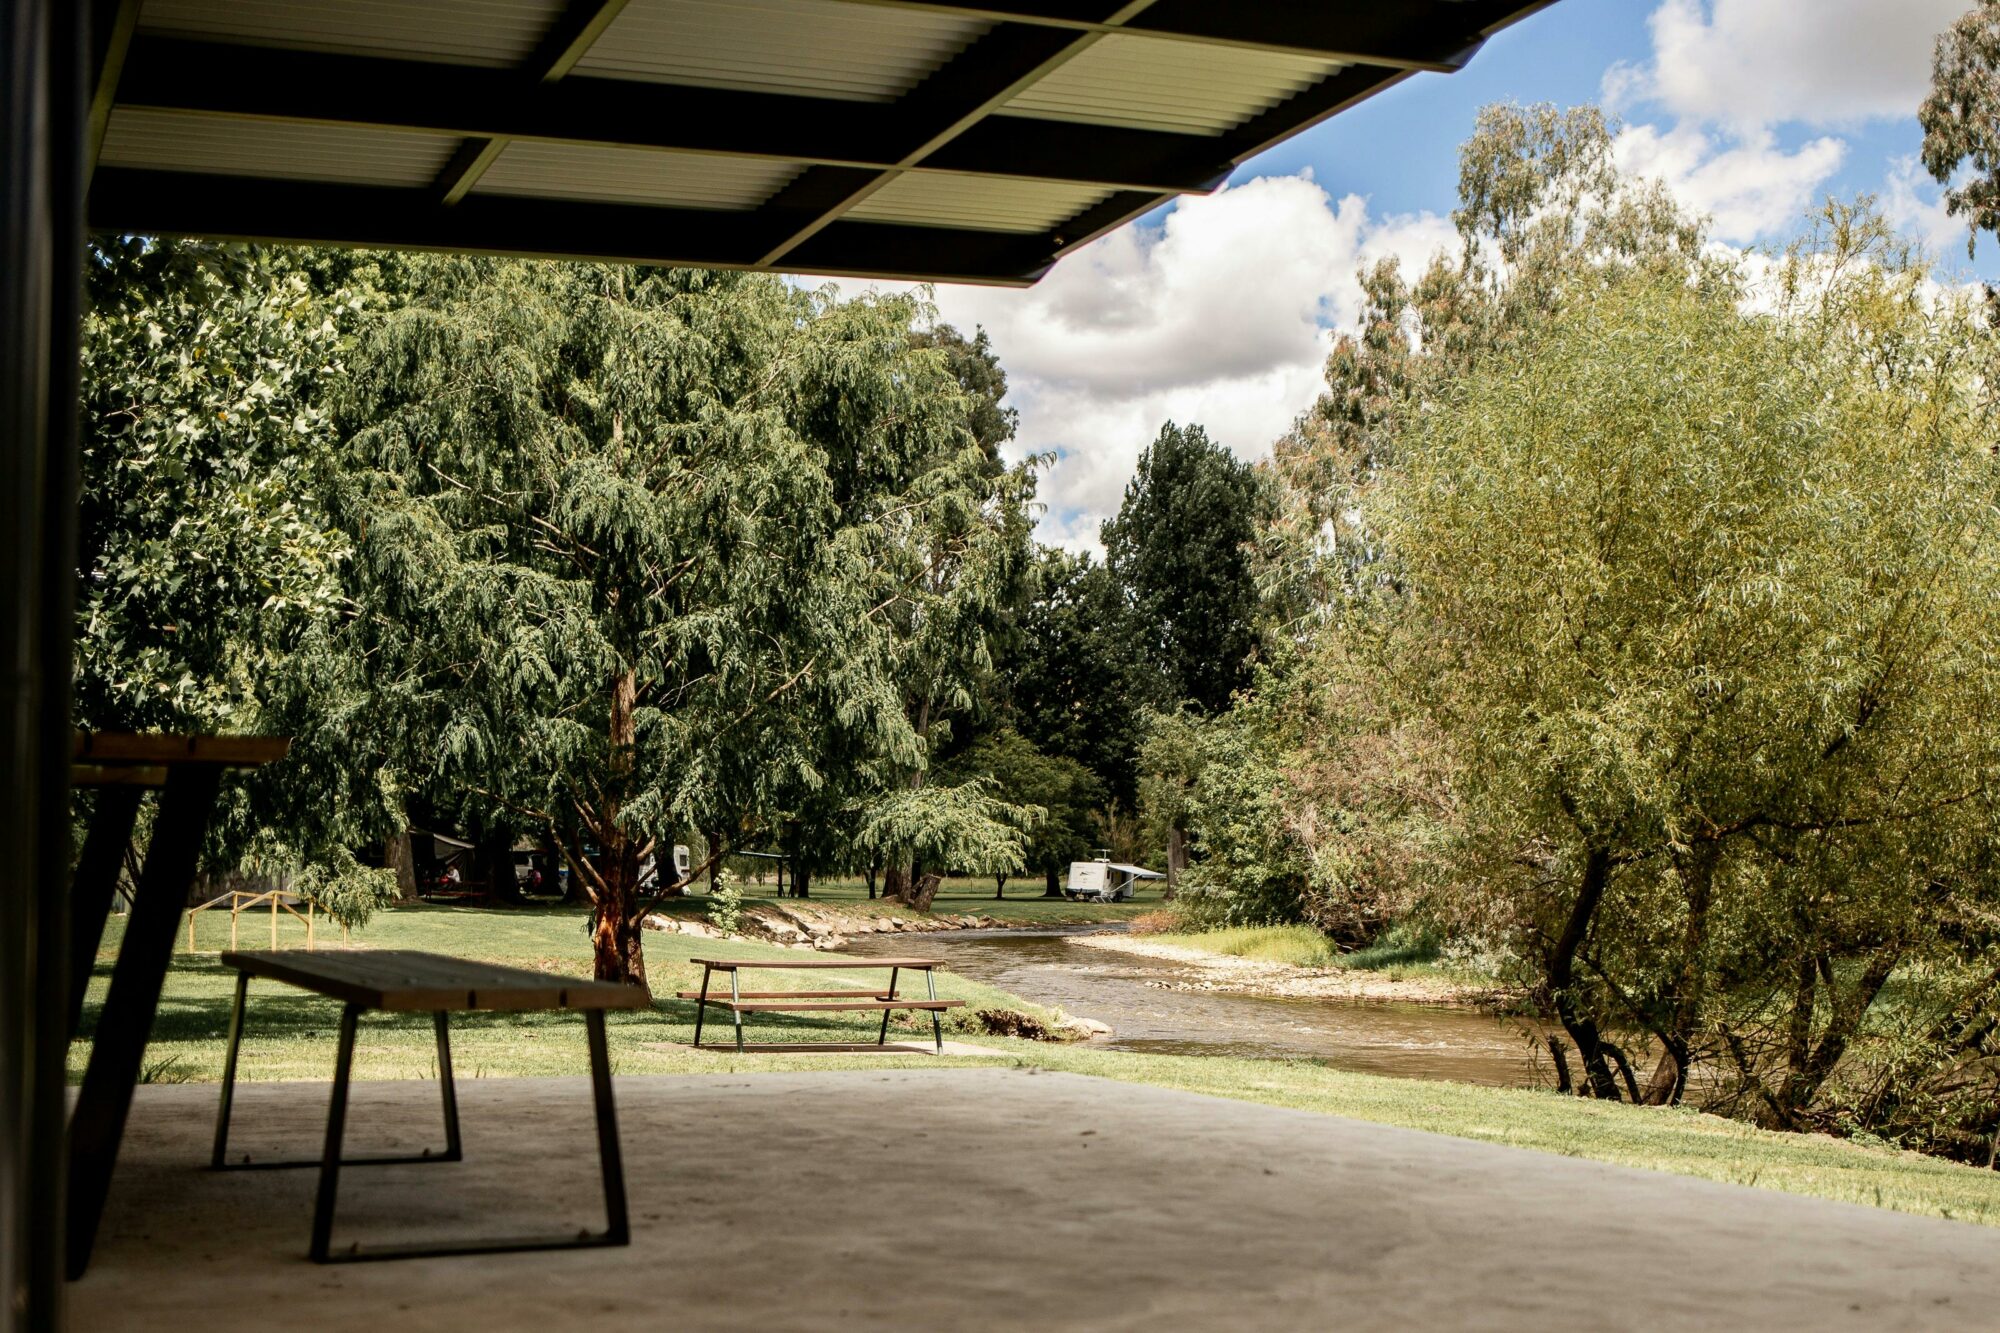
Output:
[
  {"xmin": 1103, "ymin": 421, "xmax": 1269, "ymax": 714},
  {"xmin": 77, "ymin": 238, "xmax": 400, "ymax": 926},
  {"xmin": 1366, "ymin": 205, "xmax": 2000, "ymax": 1125},
  {"xmin": 332, "ymin": 260, "xmax": 1011, "ymax": 982},
  {"xmin": 77, "ymin": 239, "xmax": 353, "ymax": 731},
  {"xmin": 939, "ymin": 727, "xmax": 1102, "ymax": 889},
  {"xmin": 1003, "ymin": 547, "xmax": 1141, "ymax": 806},
  {"xmin": 850, "ymin": 780, "xmax": 1033, "ymax": 876}
]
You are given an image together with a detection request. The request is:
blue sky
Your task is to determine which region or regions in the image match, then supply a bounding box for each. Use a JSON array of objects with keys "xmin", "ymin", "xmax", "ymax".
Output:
[{"xmin": 894, "ymin": 0, "xmax": 1987, "ymax": 550}]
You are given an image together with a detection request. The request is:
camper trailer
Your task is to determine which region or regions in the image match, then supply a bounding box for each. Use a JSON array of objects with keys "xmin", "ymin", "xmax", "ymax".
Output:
[{"xmin": 1063, "ymin": 859, "xmax": 1166, "ymax": 902}]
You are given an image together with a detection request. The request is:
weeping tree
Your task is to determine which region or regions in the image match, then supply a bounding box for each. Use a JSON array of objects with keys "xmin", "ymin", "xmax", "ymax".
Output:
[{"xmin": 335, "ymin": 260, "xmax": 982, "ymax": 989}]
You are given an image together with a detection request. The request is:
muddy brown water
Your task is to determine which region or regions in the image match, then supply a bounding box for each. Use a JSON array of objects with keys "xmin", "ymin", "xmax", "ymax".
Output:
[{"xmin": 839, "ymin": 927, "xmax": 1551, "ymax": 1088}]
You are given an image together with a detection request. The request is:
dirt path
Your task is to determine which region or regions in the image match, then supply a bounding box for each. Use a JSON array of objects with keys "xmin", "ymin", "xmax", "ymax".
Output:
[{"xmin": 1067, "ymin": 933, "xmax": 1506, "ymax": 1007}]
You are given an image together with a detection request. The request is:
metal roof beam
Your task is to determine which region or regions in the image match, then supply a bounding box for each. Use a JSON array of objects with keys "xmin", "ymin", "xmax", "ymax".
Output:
[
  {"xmin": 112, "ymin": 37, "xmax": 1233, "ymax": 195},
  {"xmin": 839, "ymin": 0, "xmax": 1531, "ymax": 70},
  {"xmin": 85, "ymin": 0, "xmax": 143, "ymax": 179},
  {"xmin": 434, "ymin": 0, "xmax": 631, "ymax": 205},
  {"xmin": 86, "ymin": 168, "xmax": 1048, "ymax": 286},
  {"xmin": 755, "ymin": 4, "xmax": 1155, "ymax": 268}
]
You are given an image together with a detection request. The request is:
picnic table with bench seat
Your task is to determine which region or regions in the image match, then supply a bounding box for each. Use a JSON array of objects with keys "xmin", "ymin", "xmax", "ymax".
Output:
[
  {"xmin": 681, "ymin": 957, "xmax": 964, "ymax": 1053},
  {"xmin": 211, "ymin": 948, "xmax": 646, "ymax": 1263}
]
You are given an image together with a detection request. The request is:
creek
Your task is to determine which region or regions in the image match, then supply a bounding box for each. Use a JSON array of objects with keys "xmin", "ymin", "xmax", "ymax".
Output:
[{"xmin": 839, "ymin": 927, "xmax": 1549, "ymax": 1088}]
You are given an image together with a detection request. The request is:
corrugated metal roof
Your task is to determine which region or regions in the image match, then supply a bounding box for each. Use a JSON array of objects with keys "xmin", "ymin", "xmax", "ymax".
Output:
[
  {"xmin": 847, "ymin": 172, "xmax": 1111, "ymax": 234},
  {"xmin": 135, "ymin": 0, "xmax": 564, "ymax": 68},
  {"xmin": 574, "ymin": 0, "xmax": 992, "ymax": 102},
  {"xmin": 89, "ymin": 0, "xmax": 1552, "ymax": 283},
  {"xmin": 1006, "ymin": 34, "xmax": 1346, "ymax": 135},
  {"xmin": 99, "ymin": 108, "xmax": 458, "ymax": 186},
  {"xmin": 472, "ymin": 141, "xmax": 804, "ymax": 210}
]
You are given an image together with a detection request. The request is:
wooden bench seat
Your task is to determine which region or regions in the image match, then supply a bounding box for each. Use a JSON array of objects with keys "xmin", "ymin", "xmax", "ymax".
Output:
[
  {"xmin": 212, "ymin": 949, "xmax": 636, "ymax": 1263},
  {"xmin": 672, "ymin": 988, "xmax": 899, "ymax": 1001}
]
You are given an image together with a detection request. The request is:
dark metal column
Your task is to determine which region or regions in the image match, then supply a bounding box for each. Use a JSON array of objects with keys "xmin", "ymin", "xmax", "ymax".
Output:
[{"xmin": 2, "ymin": 0, "xmax": 83, "ymax": 1326}]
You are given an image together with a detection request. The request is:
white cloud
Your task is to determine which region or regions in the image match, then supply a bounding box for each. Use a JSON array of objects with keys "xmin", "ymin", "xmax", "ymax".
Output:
[
  {"xmin": 1610, "ymin": 0, "xmax": 1965, "ymax": 132},
  {"xmin": 1614, "ymin": 123, "xmax": 1847, "ymax": 242},
  {"xmin": 1602, "ymin": 1, "xmax": 1968, "ymax": 252},
  {"xmin": 1884, "ymin": 154, "xmax": 1972, "ymax": 259},
  {"xmin": 823, "ymin": 174, "xmax": 1457, "ymax": 554}
]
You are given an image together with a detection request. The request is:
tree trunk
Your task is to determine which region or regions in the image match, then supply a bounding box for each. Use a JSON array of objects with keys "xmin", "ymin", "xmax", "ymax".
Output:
[
  {"xmin": 590, "ymin": 667, "xmax": 650, "ymax": 994},
  {"xmin": 591, "ymin": 879, "xmax": 647, "ymax": 994},
  {"xmin": 384, "ymin": 829, "xmax": 419, "ymax": 903},
  {"xmin": 882, "ymin": 860, "xmax": 909, "ymax": 903},
  {"xmin": 480, "ymin": 831, "xmax": 523, "ymax": 906},
  {"xmin": 994, "ymin": 874, "xmax": 1006, "ymax": 900},
  {"xmin": 794, "ymin": 864, "xmax": 812, "ymax": 899},
  {"xmin": 1043, "ymin": 863, "xmax": 1062, "ymax": 898},
  {"xmin": 1645, "ymin": 843, "xmax": 1716, "ymax": 1104},
  {"xmin": 865, "ymin": 859, "xmax": 879, "ymax": 900},
  {"xmin": 1165, "ymin": 826, "xmax": 1187, "ymax": 901},
  {"xmin": 704, "ymin": 829, "xmax": 724, "ymax": 895},
  {"xmin": 1547, "ymin": 847, "xmax": 1621, "ymax": 1100}
]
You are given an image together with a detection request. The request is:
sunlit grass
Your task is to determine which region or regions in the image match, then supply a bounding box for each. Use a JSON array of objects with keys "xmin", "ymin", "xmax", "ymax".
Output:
[
  {"xmin": 1142, "ymin": 924, "xmax": 1343, "ymax": 967},
  {"xmin": 75, "ymin": 904, "xmax": 2000, "ymax": 1228}
]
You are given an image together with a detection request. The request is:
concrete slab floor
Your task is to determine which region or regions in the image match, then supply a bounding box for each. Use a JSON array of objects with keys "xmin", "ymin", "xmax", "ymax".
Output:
[{"xmin": 70, "ymin": 1068, "xmax": 2000, "ymax": 1332}]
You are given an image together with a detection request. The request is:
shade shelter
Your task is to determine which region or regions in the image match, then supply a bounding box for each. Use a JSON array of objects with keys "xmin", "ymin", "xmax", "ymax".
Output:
[{"xmin": 0, "ymin": 0, "xmax": 1549, "ymax": 1326}]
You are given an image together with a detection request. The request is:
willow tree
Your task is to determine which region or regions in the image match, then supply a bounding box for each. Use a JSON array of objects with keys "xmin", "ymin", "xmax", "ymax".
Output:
[
  {"xmin": 1369, "ymin": 208, "xmax": 2000, "ymax": 1114},
  {"xmin": 336, "ymin": 261, "xmax": 980, "ymax": 989}
]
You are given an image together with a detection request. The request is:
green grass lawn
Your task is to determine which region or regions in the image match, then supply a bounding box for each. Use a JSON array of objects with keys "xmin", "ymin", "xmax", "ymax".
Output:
[
  {"xmin": 75, "ymin": 903, "xmax": 2000, "ymax": 1228},
  {"xmin": 1141, "ymin": 923, "xmax": 1498, "ymax": 988}
]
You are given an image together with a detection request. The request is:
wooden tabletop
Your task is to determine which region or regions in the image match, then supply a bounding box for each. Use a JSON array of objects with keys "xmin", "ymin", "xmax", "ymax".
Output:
[
  {"xmin": 222, "ymin": 949, "xmax": 652, "ymax": 1013},
  {"xmin": 692, "ymin": 956, "xmax": 941, "ymax": 970},
  {"xmin": 71, "ymin": 732, "xmax": 291, "ymax": 787}
]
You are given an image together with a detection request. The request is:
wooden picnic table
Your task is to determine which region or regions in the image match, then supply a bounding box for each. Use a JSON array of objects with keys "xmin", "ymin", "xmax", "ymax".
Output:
[
  {"xmin": 66, "ymin": 731, "xmax": 290, "ymax": 1279},
  {"xmin": 213, "ymin": 949, "xmax": 646, "ymax": 1263},
  {"xmin": 680, "ymin": 956, "xmax": 964, "ymax": 1053}
]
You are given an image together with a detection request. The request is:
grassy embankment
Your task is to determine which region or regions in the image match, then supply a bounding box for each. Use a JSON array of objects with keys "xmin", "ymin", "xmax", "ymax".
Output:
[
  {"xmin": 75, "ymin": 904, "xmax": 2000, "ymax": 1228},
  {"xmin": 647, "ymin": 873, "xmax": 1162, "ymax": 928},
  {"xmin": 1138, "ymin": 922, "xmax": 1497, "ymax": 989}
]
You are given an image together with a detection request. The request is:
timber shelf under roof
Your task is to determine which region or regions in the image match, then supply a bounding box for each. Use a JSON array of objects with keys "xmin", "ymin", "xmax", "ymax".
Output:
[{"xmin": 85, "ymin": 0, "xmax": 1552, "ymax": 286}]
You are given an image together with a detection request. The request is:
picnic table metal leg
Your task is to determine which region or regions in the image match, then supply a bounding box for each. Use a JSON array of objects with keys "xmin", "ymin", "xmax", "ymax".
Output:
[
  {"xmin": 210, "ymin": 970, "xmax": 251, "ymax": 1167},
  {"xmin": 732, "ymin": 969, "xmax": 744, "ymax": 1052},
  {"xmin": 67, "ymin": 783, "xmax": 143, "ymax": 1038},
  {"xmin": 66, "ymin": 763, "xmax": 223, "ymax": 1278},
  {"xmin": 434, "ymin": 1011, "xmax": 463, "ymax": 1161},
  {"xmin": 309, "ymin": 1003, "xmax": 363, "ymax": 1262},
  {"xmin": 927, "ymin": 970, "xmax": 942, "ymax": 1054},
  {"xmin": 309, "ymin": 1007, "xmax": 631, "ymax": 1262},
  {"xmin": 586, "ymin": 1010, "xmax": 630, "ymax": 1245},
  {"xmin": 878, "ymin": 967, "xmax": 899, "ymax": 1045},
  {"xmin": 692, "ymin": 967, "xmax": 711, "ymax": 1049},
  {"xmin": 211, "ymin": 996, "xmax": 459, "ymax": 1173}
]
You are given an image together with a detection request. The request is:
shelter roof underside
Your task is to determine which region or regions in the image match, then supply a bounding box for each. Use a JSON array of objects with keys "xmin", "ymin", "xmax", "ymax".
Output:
[{"xmin": 86, "ymin": 0, "xmax": 1549, "ymax": 285}]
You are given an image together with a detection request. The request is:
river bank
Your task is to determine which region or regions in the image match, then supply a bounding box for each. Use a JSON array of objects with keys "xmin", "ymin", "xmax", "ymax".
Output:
[{"xmin": 1068, "ymin": 931, "xmax": 1508, "ymax": 1007}]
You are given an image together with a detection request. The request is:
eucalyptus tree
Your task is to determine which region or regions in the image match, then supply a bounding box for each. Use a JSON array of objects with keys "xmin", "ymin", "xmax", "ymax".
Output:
[
  {"xmin": 1265, "ymin": 103, "xmax": 1706, "ymax": 622},
  {"xmin": 335, "ymin": 261, "xmax": 987, "ymax": 987},
  {"xmin": 1922, "ymin": 0, "xmax": 2000, "ymax": 254}
]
